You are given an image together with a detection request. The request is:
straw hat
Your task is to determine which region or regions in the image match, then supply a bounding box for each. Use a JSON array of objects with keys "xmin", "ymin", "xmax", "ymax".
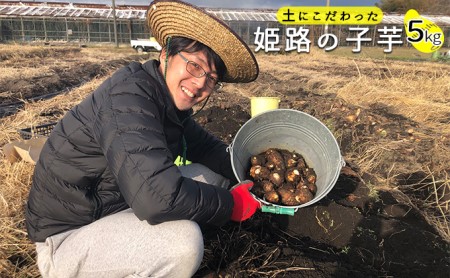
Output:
[{"xmin": 147, "ymin": 0, "xmax": 259, "ymax": 83}]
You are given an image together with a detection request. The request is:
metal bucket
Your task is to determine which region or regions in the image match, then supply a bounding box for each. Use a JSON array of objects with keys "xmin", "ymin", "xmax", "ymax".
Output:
[{"xmin": 230, "ymin": 109, "xmax": 345, "ymax": 211}]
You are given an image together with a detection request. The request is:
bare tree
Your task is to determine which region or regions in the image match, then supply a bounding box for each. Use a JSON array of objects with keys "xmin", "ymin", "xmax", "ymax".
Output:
[{"xmin": 375, "ymin": 0, "xmax": 450, "ymax": 15}]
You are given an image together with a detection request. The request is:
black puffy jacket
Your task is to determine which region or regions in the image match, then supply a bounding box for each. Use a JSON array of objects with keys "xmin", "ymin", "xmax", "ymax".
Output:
[{"xmin": 25, "ymin": 60, "xmax": 235, "ymax": 242}]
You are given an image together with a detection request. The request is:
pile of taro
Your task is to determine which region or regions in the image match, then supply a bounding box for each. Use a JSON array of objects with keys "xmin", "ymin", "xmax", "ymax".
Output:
[{"xmin": 249, "ymin": 148, "xmax": 317, "ymax": 206}]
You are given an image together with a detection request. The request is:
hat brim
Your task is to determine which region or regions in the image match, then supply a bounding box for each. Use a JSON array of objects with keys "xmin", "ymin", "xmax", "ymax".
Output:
[{"xmin": 147, "ymin": 0, "xmax": 259, "ymax": 83}]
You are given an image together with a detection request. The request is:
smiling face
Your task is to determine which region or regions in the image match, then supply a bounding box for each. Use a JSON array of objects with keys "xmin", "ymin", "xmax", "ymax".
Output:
[{"xmin": 159, "ymin": 49, "xmax": 217, "ymax": 111}]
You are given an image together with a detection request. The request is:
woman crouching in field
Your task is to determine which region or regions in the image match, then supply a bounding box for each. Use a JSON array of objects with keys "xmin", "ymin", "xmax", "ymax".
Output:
[{"xmin": 25, "ymin": 0, "xmax": 260, "ymax": 277}]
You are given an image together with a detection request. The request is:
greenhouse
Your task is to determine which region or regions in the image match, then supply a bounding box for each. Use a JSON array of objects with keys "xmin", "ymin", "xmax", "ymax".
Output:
[{"xmin": 1, "ymin": 1, "xmax": 449, "ymax": 48}]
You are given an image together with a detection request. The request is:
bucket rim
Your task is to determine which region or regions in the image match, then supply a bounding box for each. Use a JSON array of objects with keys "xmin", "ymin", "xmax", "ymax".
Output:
[
  {"xmin": 230, "ymin": 108, "xmax": 344, "ymax": 209},
  {"xmin": 230, "ymin": 108, "xmax": 339, "ymax": 157}
]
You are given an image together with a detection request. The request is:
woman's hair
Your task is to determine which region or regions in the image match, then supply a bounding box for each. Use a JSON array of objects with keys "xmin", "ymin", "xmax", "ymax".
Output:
[{"xmin": 166, "ymin": 37, "xmax": 227, "ymax": 81}]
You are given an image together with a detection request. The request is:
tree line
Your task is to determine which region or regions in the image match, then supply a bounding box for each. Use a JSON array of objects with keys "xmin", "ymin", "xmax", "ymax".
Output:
[{"xmin": 375, "ymin": 0, "xmax": 450, "ymax": 15}]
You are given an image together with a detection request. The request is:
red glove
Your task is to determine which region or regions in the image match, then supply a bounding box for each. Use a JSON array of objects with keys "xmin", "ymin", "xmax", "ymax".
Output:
[{"xmin": 230, "ymin": 180, "xmax": 260, "ymax": 222}]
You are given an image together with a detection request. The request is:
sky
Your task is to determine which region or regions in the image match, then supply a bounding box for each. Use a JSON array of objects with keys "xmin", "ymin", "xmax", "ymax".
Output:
[{"xmin": 7, "ymin": 0, "xmax": 380, "ymax": 9}]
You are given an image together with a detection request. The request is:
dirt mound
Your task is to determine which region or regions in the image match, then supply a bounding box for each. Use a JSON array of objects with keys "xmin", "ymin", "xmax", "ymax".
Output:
[
  {"xmin": 0, "ymin": 58, "xmax": 140, "ymax": 117},
  {"xmin": 0, "ymin": 47, "xmax": 81, "ymax": 63}
]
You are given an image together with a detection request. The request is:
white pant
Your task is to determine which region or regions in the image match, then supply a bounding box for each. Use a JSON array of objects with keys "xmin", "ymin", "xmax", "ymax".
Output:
[{"xmin": 35, "ymin": 164, "xmax": 230, "ymax": 278}]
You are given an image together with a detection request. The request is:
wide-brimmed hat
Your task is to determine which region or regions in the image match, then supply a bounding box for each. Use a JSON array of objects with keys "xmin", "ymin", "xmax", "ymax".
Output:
[{"xmin": 147, "ymin": 0, "xmax": 259, "ymax": 83}]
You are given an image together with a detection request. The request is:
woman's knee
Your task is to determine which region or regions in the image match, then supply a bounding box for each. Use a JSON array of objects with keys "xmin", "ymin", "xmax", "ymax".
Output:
[
  {"xmin": 174, "ymin": 220, "xmax": 204, "ymax": 262},
  {"xmin": 156, "ymin": 220, "xmax": 204, "ymax": 277},
  {"xmin": 179, "ymin": 163, "xmax": 230, "ymax": 189}
]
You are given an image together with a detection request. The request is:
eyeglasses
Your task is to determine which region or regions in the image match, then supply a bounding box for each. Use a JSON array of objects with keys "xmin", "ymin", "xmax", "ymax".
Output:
[{"xmin": 177, "ymin": 52, "xmax": 223, "ymax": 91}]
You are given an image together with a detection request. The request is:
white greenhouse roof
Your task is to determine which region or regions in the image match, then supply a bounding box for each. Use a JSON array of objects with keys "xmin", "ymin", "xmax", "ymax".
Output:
[
  {"xmin": 207, "ymin": 9, "xmax": 277, "ymax": 22},
  {"xmin": 0, "ymin": 4, "xmax": 147, "ymax": 19},
  {"xmin": 0, "ymin": 3, "xmax": 450, "ymax": 26}
]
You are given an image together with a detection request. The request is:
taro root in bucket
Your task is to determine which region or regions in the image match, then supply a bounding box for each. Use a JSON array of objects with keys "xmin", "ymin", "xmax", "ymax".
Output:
[{"xmin": 249, "ymin": 148, "xmax": 317, "ymax": 206}]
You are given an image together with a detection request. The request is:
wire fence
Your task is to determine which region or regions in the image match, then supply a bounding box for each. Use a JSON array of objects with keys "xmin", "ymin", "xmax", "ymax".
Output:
[{"xmin": 0, "ymin": 17, "xmax": 149, "ymax": 43}]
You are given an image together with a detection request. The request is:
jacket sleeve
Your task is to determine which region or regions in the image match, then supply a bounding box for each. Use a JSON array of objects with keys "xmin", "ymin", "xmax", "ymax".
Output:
[
  {"xmin": 92, "ymin": 79, "xmax": 233, "ymax": 226},
  {"xmin": 183, "ymin": 117, "xmax": 238, "ymax": 186}
]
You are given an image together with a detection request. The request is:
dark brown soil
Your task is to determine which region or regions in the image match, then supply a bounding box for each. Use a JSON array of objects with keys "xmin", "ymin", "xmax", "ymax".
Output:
[
  {"xmin": 192, "ymin": 89, "xmax": 450, "ymax": 278},
  {"xmin": 2, "ymin": 46, "xmax": 449, "ymax": 277}
]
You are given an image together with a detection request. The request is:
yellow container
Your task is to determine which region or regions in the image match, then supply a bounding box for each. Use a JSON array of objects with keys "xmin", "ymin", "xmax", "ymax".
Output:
[{"xmin": 250, "ymin": 97, "xmax": 280, "ymax": 117}]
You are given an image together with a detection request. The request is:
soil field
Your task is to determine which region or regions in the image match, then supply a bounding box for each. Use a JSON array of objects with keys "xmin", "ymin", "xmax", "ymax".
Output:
[{"xmin": 0, "ymin": 44, "xmax": 449, "ymax": 278}]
